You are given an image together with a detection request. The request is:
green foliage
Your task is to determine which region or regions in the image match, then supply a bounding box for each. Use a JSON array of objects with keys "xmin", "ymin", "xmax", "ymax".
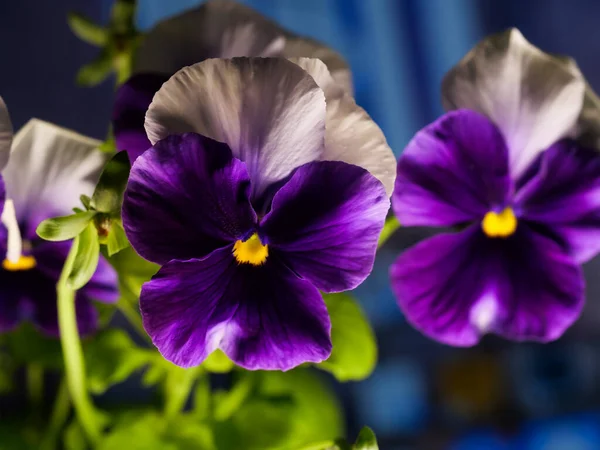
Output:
[
  {"xmin": 91, "ymin": 151, "xmax": 131, "ymax": 214},
  {"xmin": 6, "ymin": 325, "xmax": 63, "ymax": 370},
  {"xmin": 213, "ymin": 370, "xmax": 344, "ymax": 450},
  {"xmin": 0, "ymin": 422, "xmax": 35, "ymax": 450},
  {"xmin": 63, "ymin": 420, "xmax": 87, "ymax": 450},
  {"xmin": 76, "ymin": 49, "xmax": 115, "ymax": 87},
  {"xmin": 83, "ymin": 329, "xmax": 153, "ymax": 394},
  {"xmin": 105, "ymin": 220, "xmax": 129, "ymax": 256},
  {"xmin": 36, "ymin": 210, "xmax": 97, "ymax": 242},
  {"xmin": 353, "ymin": 427, "xmax": 378, "ymax": 450},
  {"xmin": 67, "ymin": 222, "xmax": 100, "ymax": 290},
  {"xmin": 202, "ymin": 350, "xmax": 234, "ymax": 373},
  {"xmin": 319, "ymin": 293, "xmax": 377, "ymax": 381},
  {"xmin": 67, "ymin": 13, "xmax": 108, "ymax": 47}
]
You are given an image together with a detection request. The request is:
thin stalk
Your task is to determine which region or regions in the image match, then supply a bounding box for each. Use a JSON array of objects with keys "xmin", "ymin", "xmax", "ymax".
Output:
[
  {"xmin": 164, "ymin": 366, "xmax": 200, "ymax": 419},
  {"xmin": 40, "ymin": 379, "xmax": 71, "ymax": 450},
  {"xmin": 26, "ymin": 364, "xmax": 44, "ymax": 412},
  {"xmin": 57, "ymin": 237, "xmax": 101, "ymax": 443}
]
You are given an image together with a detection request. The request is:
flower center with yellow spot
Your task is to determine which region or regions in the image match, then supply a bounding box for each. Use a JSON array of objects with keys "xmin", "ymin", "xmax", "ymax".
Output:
[
  {"xmin": 481, "ymin": 207, "xmax": 517, "ymax": 238},
  {"xmin": 233, "ymin": 233, "xmax": 268, "ymax": 266},
  {"xmin": 2, "ymin": 255, "xmax": 37, "ymax": 271}
]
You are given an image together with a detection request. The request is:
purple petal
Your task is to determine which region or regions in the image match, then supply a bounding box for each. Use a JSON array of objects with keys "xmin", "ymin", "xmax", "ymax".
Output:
[
  {"xmin": 141, "ymin": 247, "xmax": 331, "ymax": 370},
  {"xmin": 123, "ymin": 133, "xmax": 256, "ymax": 265},
  {"xmin": 393, "ymin": 109, "xmax": 512, "ymax": 227},
  {"xmin": 261, "ymin": 161, "xmax": 388, "ymax": 292},
  {"xmin": 113, "ymin": 73, "xmax": 169, "ymax": 162},
  {"xmin": 515, "ymin": 140, "xmax": 600, "ymax": 263},
  {"xmin": 390, "ymin": 225, "xmax": 583, "ymax": 345}
]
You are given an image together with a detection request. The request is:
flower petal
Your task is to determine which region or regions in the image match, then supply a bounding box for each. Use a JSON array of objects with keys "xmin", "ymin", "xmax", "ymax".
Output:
[
  {"xmin": 442, "ymin": 28, "xmax": 585, "ymax": 178},
  {"xmin": 391, "ymin": 225, "xmax": 583, "ymax": 346},
  {"xmin": 261, "ymin": 161, "xmax": 388, "ymax": 292},
  {"xmin": 113, "ymin": 73, "xmax": 169, "ymax": 162},
  {"xmin": 393, "ymin": 109, "xmax": 511, "ymax": 227},
  {"xmin": 291, "ymin": 58, "xmax": 395, "ymax": 196},
  {"xmin": 123, "ymin": 133, "xmax": 256, "ymax": 265},
  {"xmin": 0, "ymin": 96, "xmax": 12, "ymax": 170},
  {"xmin": 145, "ymin": 58, "xmax": 326, "ymax": 200},
  {"xmin": 134, "ymin": 0, "xmax": 285, "ymax": 75},
  {"xmin": 141, "ymin": 247, "xmax": 331, "ymax": 370},
  {"xmin": 515, "ymin": 140, "xmax": 600, "ymax": 263},
  {"xmin": 2, "ymin": 120, "xmax": 107, "ymax": 221}
]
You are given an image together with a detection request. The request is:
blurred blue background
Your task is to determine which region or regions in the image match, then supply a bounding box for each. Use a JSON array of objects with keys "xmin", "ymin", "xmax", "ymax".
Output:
[{"xmin": 3, "ymin": 0, "xmax": 600, "ymax": 449}]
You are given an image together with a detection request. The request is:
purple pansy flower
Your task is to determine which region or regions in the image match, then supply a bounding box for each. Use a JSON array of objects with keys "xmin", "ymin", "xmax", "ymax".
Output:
[
  {"xmin": 0, "ymin": 96, "xmax": 14, "ymax": 260},
  {"xmin": 122, "ymin": 57, "xmax": 394, "ymax": 370},
  {"xmin": 0, "ymin": 119, "xmax": 118, "ymax": 336},
  {"xmin": 391, "ymin": 29, "xmax": 600, "ymax": 346},
  {"xmin": 113, "ymin": 0, "xmax": 351, "ymax": 163}
]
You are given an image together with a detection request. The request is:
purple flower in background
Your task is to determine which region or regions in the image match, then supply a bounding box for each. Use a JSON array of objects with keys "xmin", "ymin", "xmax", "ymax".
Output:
[
  {"xmin": 0, "ymin": 119, "xmax": 118, "ymax": 336},
  {"xmin": 391, "ymin": 29, "xmax": 600, "ymax": 345},
  {"xmin": 113, "ymin": 0, "xmax": 351, "ymax": 162},
  {"xmin": 123, "ymin": 57, "xmax": 394, "ymax": 370}
]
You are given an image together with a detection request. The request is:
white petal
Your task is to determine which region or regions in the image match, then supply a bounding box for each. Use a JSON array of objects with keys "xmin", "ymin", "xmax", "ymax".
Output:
[
  {"xmin": 0, "ymin": 96, "xmax": 13, "ymax": 171},
  {"xmin": 145, "ymin": 58, "xmax": 326, "ymax": 199},
  {"xmin": 283, "ymin": 37, "xmax": 353, "ymax": 95},
  {"xmin": 2, "ymin": 119, "xmax": 108, "ymax": 221},
  {"xmin": 1, "ymin": 199, "xmax": 21, "ymax": 263},
  {"xmin": 442, "ymin": 28, "xmax": 585, "ymax": 178},
  {"xmin": 134, "ymin": 0, "xmax": 285, "ymax": 75},
  {"xmin": 294, "ymin": 58, "xmax": 395, "ymax": 196}
]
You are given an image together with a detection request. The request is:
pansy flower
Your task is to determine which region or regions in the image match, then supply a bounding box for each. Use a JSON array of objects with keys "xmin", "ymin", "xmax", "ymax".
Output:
[
  {"xmin": 0, "ymin": 96, "xmax": 14, "ymax": 260},
  {"xmin": 113, "ymin": 0, "xmax": 351, "ymax": 162},
  {"xmin": 391, "ymin": 29, "xmax": 600, "ymax": 345},
  {"xmin": 0, "ymin": 119, "xmax": 118, "ymax": 335},
  {"xmin": 122, "ymin": 57, "xmax": 394, "ymax": 370}
]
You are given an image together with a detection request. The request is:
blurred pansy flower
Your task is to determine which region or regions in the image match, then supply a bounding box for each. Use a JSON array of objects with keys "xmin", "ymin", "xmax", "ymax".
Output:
[
  {"xmin": 122, "ymin": 57, "xmax": 393, "ymax": 370},
  {"xmin": 0, "ymin": 96, "xmax": 14, "ymax": 262},
  {"xmin": 0, "ymin": 119, "xmax": 118, "ymax": 335},
  {"xmin": 391, "ymin": 29, "xmax": 600, "ymax": 345},
  {"xmin": 113, "ymin": 0, "xmax": 351, "ymax": 162}
]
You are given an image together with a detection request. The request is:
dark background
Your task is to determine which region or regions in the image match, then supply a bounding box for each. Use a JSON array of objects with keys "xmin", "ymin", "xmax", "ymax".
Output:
[{"xmin": 3, "ymin": 1, "xmax": 600, "ymax": 449}]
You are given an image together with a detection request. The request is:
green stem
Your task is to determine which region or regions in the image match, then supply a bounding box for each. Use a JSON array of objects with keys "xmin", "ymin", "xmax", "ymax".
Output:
[
  {"xmin": 117, "ymin": 297, "xmax": 148, "ymax": 342},
  {"xmin": 164, "ymin": 366, "xmax": 200, "ymax": 419},
  {"xmin": 57, "ymin": 237, "xmax": 101, "ymax": 444},
  {"xmin": 40, "ymin": 379, "xmax": 71, "ymax": 450},
  {"xmin": 378, "ymin": 215, "xmax": 400, "ymax": 248},
  {"xmin": 26, "ymin": 364, "xmax": 44, "ymax": 411},
  {"xmin": 296, "ymin": 441, "xmax": 337, "ymax": 450}
]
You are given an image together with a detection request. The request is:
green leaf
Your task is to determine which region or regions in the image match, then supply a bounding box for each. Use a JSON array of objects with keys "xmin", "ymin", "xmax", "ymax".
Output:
[
  {"xmin": 215, "ymin": 370, "xmax": 343, "ymax": 450},
  {"xmin": 76, "ymin": 50, "xmax": 114, "ymax": 87},
  {"xmin": 202, "ymin": 349, "xmax": 234, "ymax": 373},
  {"xmin": 319, "ymin": 293, "xmax": 377, "ymax": 382},
  {"xmin": 67, "ymin": 222, "xmax": 100, "ymax": 290},
  {"xmin": 98, "ymin": 412, "xmax": 172, "ymax": 450},
  {"xmin": 111, "ymin": 0, "xmax": 137, "ymax": 30},
  {"xmin": 63, "ymin": 420, "xmax": 87, "ymax": 450},
  {"xmin": 36, "ymin": 211, "xmax": 97, "ymax": 242},
  {"xmin": 91, "ymin": 151, "xmax": 131, "ymax": 213},
  {"xmin": 0, "ymin": 422, "xmax": 34, "ymax": 450},
  {"xmin": 353, "ymin": 427, "xmax": 378, "ymax": 450},
  {"xmin": 80, "ymin": 195, "xmax": 92, "ymax": 210},
  {"xmin": 6, "ymin": 324, "xmax": 63, "ymax": 370},
  {"xmin": 67, "ymin": 12, "xmax": 108, "ymax": 47},
  {"xmin": 84, "ymin": 329, "xmax": 153, "ymax": 394},
  {"xmin": 213, "ymin": 374, "xmax": 256, "ymax": 421},
  {"xmin": 106, "ymin": 220, "xmax": 129, "ymax": 256}
]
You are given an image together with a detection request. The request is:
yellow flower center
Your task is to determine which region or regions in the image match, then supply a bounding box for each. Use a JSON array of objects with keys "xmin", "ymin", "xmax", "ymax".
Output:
[
  {"xmin": 233, "ymin": 233, "xmax": 268, "ymax": 266},
  {"xmin": 2, "ymin": 255, "xmax": 37, "ymax": 271},
  {"xmin": 481, "ymin": 207, "xmax": 517, "ymax": 238}
]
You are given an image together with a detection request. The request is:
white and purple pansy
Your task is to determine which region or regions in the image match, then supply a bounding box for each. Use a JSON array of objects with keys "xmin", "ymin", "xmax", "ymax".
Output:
[
  {"xmin": 112, "ymin": 0, "xmax": 351, "ymax": 163},
  {"xmin": 0, "ymin": 96, "xmax": 14, "ymax": 261},
  {"xmin": 122, "ymin": 57, "xmax": 395, "ymax": 370},
  {"xmin": 0, "ymin": 119, "xmax": 118, "ymax": 336},
  {"xmin": 391, "ymin": 28, "xmax": 600, "ymax": 345}
]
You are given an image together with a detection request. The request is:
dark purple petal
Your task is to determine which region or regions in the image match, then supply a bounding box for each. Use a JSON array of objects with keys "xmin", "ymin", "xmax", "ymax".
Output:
[
  {"xmin": 123, "ymin": 133, "xmax": 256, "ymax": 265},
  {"xmin": 141, "ymin": 246, "xmax": 331, "ymax": 370},
  {"xmin": 393, "ymin": 109, "xmax": 512, "ymax": 227},
  {"xmin": 390, "ymin": 225, "xmax": 583, "ymax": 346},
  {"xmin": 515, "ymin": 140, "xmax": 600, "ymax": 263},
  {"xmin": 261, "ymin": 161, "xmax": 388, "ymax": 292},
  {"xmin": 113, "ymin": 73, "xmax": 169, "ymax": 162}
]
